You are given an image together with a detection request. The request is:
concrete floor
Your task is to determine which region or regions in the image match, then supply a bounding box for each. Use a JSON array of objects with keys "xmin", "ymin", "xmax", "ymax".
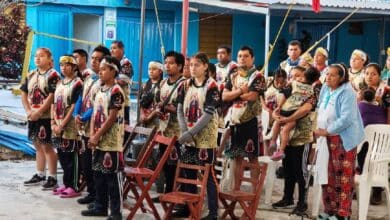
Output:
[{"xmin": 0, "ymin": 160, "xmax": 388, "ymax": 220}]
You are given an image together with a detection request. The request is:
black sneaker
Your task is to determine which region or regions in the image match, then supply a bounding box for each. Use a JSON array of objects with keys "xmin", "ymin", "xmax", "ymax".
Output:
[
  {"xmin": 272, "ymin": 199, "xmax": 294, "ymax": 209},
  {"xmin": 292, "ymin": 203, "xmax": 308, "ymax": 214},
  {"xmin": 106, "ymin": 214, "xmax": 122, "ymax": 220},
  {"xmin": 289, "ymin": 203, "xmax": 309, "ymax": 217},
  {"xmin": 42, "ymin": 176, "xmax": 58, "ymax": 190},
  {"xmin": 172, "ymin": 208, "xmax": 190, "ymax": 218},
  {"xmin": 24, "ymin": 174, "xmax": 46, "ymax": 186},
  {"xmin": 77, "ymin": 194, "xmax": 95, "ymax": 204},
  {"xmin": 87, "ymin": 202, "xmax": 95, "ymax": 210},
  {"xmin": 201, "ymin": 213, "xmax": 218, "ymax": 220},
  {"xmin": 275, "ymin": 167, "xmax": 285, "ymax": 179},
  {"xmin": 173, "ymin": 204, "xmax": 186, "ymax": 211},
  {"xmin": 151, "ymin": 197, "xmax": 160, "ymax": 203},
  {"xmin": 81, "ymin": 208, "xmax": 108, "ymax": 217},
  {"xmin": 370, "ymin": 188, "xmax": 383, "ymax": 205}
]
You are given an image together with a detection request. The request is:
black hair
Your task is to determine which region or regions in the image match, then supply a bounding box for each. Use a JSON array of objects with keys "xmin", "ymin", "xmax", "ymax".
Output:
[
  {"xmin": 72, "ymin": 49, "xmax": 89, "ymax": 62},
  {"xmin": 208, "ymin": 63, "xmax": 216, "ymax": 73},
  {"xmin": 366, "ymin": 63, "xmax": 381, "ymax": 77},
  {"xmin": 288, "ymin": 40, "xmax": 302, "ymax": 51},
  {"xmin": 269, "ymin": 68, "xmax": 287, "ymax": 88},
  {"xmin": 192, "ymin": 52, "xmax": 209, "ymax": 65},
  {"xmin": 164, "ymin": 51, "xmax": 185, "ymax": 72},
  {"xmin": 274, "ymin": 68, "xmax": 287, "ymax": 79},
  {"xmin": 239, "ymin": 45, "xmax": 254, "ymax": 57},
  {"xmin": 364, "ymin": 54, "xmax": 370, "ymax": 66},
  {"xmin": 112, "ymin": 40, "xmax": 124, "ymax": 49},
  {"xmin": 102, "ymin": 56, "xmax": 121, "ymax": 77},
  {"xmin": 290, "ymin": 65, "xmax": 306, "ymax": 73},
  {"xmin": 139, "ymin": 71, "xmax": 163, "ymax": 104},
  {"xmin": 217, "ymin": 45, "xmax": 232, "ymax": 54},
  {"xmin": 191, "ymin": 52, "xmax": 210, "ymax": 77},
  {"xmin": 304, "ymin": 67, "xmax": 321, "ymax": 84},
  {"xmin": 362, "ymin": 87, "xmax": 376, "ymax": 102},
  {"xmin": 93, "ymin": 45, "xmax": 110, "ymax": 57},
  {"xmin": 330, "ymin": 63, "xmax": 349, "ymax": 85},
  {"xmin": 208, "ymin": 62, "xmax": 216, "ymax": 79}
]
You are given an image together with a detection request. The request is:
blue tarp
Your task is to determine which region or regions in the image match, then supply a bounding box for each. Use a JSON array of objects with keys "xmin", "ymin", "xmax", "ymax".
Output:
[{"xmin": 0, "ymin": 130, "xmax": 35, "ymax": 156}]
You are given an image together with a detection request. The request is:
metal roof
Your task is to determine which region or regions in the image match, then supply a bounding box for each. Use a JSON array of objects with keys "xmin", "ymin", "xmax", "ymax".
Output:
[
  {"xmin": 247, "ymin": 0, "xmax": 390, "ymax": 13},
  {"xmin": 264, "ymin": 0, "xmax": 390, "ymax": 10},
  {"xmin": 186, "ymin": 0, "xmax": 390, "ymax": 16},
  {"xmin": 189, "ymin": 0, "xmax": 269, "ymax": 14}
]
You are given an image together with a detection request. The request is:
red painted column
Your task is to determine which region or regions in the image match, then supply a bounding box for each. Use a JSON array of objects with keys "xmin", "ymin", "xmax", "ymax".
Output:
[{"xmin": 181, "ymin": 0, "xmax": 189, "ymax": 56}]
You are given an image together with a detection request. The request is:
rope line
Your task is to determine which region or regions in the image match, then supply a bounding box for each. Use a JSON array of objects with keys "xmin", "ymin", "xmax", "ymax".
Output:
[
  {"xmin": 303, "ymin": 7, "xmax": 360, "ymax": 55},
  {"xmin": 261, "ymin": 1, "xmax": 295, "ymax": 73},
  {"xmin": 33, "ymin": 31, "xmax": 101, "ymax": 46},
  {"xmin": 152, "ymin": 0, "xmax": 166, "ymax": 62},
  {"xmin": 21, "ymin": 31, "xmax": 34, "ymax": 81}
]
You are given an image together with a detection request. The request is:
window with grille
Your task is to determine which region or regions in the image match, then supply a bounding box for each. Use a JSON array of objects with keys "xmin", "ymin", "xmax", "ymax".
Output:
[{"xmin": 199, "ymin": 14, "xmax": 232, "ymax": 59}]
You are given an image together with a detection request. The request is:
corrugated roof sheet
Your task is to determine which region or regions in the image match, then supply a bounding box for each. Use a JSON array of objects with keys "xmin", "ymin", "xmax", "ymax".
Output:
[{"xmin": 258, "ymin": 0, "xmax": 390, "ymax": 10}]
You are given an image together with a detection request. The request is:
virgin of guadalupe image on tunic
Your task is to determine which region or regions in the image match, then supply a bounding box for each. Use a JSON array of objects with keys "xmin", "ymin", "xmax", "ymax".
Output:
[
  {"xmin": 30, "ymin": 85, "xmax": 45, "ymax": 108},
  {"xmin": 185, "ymin": 94, "xmax": 201, "ymax": 127},
  {"xmin": 38, "ymin": 125, "xmax": 47, "ymax": 139},
  {"xmin": 81, "ymin": 94, "xmax": 91, "ymax": 113},
  {"xmin": 245, "ymin": 139, "xmax": 255, "ymax": 153},
  {"xmin": 159, "ymin": 92, "xmax": 170, "ymax": 121},
  {"xmin": 266, "ymin": 95, "xmax": 277, "ymax": 110},
  {"xmin": 55, "ymin": 92, "xmax": 65, "ymax": 120},
  {"xmin": 94, "ymin": 98, "xmax": 106, "ymax": 132}
]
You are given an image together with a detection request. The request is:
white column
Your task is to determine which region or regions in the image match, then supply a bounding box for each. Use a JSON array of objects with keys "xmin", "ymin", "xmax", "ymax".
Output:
[
  {"xmin": 326, "ymin": 33, "xmax": 331, "ymax": 53},
  {"xmin": 264, "ymin": 9, "xmax": 270, "ymax": 78}
]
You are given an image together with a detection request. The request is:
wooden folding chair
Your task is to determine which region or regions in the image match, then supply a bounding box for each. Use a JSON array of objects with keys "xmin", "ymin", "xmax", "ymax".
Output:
[
  {"xmin": 123, "ymin": 124, "xmax": 157, "ymax": 167},
  {"xmin": 219, "ymin": 160, "xmax": 267, "ymax": 220},
  {"xmin": 159, "ymin": 162, "xmax": 211, "ymax": 220},
  {"xmin": 123, "ymin": 133, "xmax": 177, "ymax": 220},
  {"xmin": 122, "ymin": 124, "xmax": 156, "ymax": 213}
]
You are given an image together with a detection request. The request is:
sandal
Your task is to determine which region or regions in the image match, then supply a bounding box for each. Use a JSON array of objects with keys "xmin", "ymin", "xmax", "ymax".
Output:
[
  {"xmin": 60, "ymin": 187, "xmax": 81, "ymax": 198},
  {"xmin": 327, "ymin": 216, "xmax": 339, "ymax": 220},
  {"xmin": 270, "ymin": 150, "xmax": 285, "ymax": 161},
  {"xmin": 268, "ymin": 143, "xmax": 277, "ymax": 156},
  {"xmin": 317, "ymin": 213, "xmax": 330, "ymax": 219},
  {"xmin": 53, "ymin": 186, "xmax": 66, "ymax": 195}
]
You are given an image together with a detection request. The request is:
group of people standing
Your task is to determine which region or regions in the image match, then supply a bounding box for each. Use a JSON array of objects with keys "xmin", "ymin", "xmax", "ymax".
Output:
[
  {"xmin": 20, "ymin": 36, "xmax": 390, "ymax": 220},
  {"xmin": 21, "ymin": 41, "xmax": 132, "ymax": 220},
  {"xmin": 265, "ymin": 41, "xmax": 390, "ymax": 220}
]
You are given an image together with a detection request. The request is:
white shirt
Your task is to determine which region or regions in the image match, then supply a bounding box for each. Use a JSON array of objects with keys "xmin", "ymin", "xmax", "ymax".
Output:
[
  {"xmin": 315, "ymin": 89, "xmax": 338, "ymax": 184},
  {"xmin": 215, "ymin": 61, "xmax": 236, "ymax": 85}
]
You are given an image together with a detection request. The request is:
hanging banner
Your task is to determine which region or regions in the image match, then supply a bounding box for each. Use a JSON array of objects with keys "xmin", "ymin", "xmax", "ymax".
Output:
[{"xmin": 104, "ymin": 8, "xmax": 117, "ymax": 42}]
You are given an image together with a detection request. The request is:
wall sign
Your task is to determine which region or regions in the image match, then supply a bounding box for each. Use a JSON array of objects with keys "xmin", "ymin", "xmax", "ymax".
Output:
[{"xmin": 104, "ymin": 8, "xmax": 117, "ymax": 41}]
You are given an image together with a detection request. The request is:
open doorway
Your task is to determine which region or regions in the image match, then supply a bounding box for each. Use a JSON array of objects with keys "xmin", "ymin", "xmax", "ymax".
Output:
[{"xmin": 73, "ymin": 14, "xmax": 102, "ymax": 57}]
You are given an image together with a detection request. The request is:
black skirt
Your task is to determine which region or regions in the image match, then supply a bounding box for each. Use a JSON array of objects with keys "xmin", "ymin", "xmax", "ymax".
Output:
[
  {"xmin": 225, "ymin": 117, "xmax": 259, "ymax": 159},
  {"xmin": 28, "ymin": 118, "xmax": 52, "ymax": 145},
  {"xmin": 180, "ymin": 145, "xmax": 215, "ymax": 165},
  {"xmin": 92, "ymin": 150, "xmax": 124, "ymax": 174}
]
